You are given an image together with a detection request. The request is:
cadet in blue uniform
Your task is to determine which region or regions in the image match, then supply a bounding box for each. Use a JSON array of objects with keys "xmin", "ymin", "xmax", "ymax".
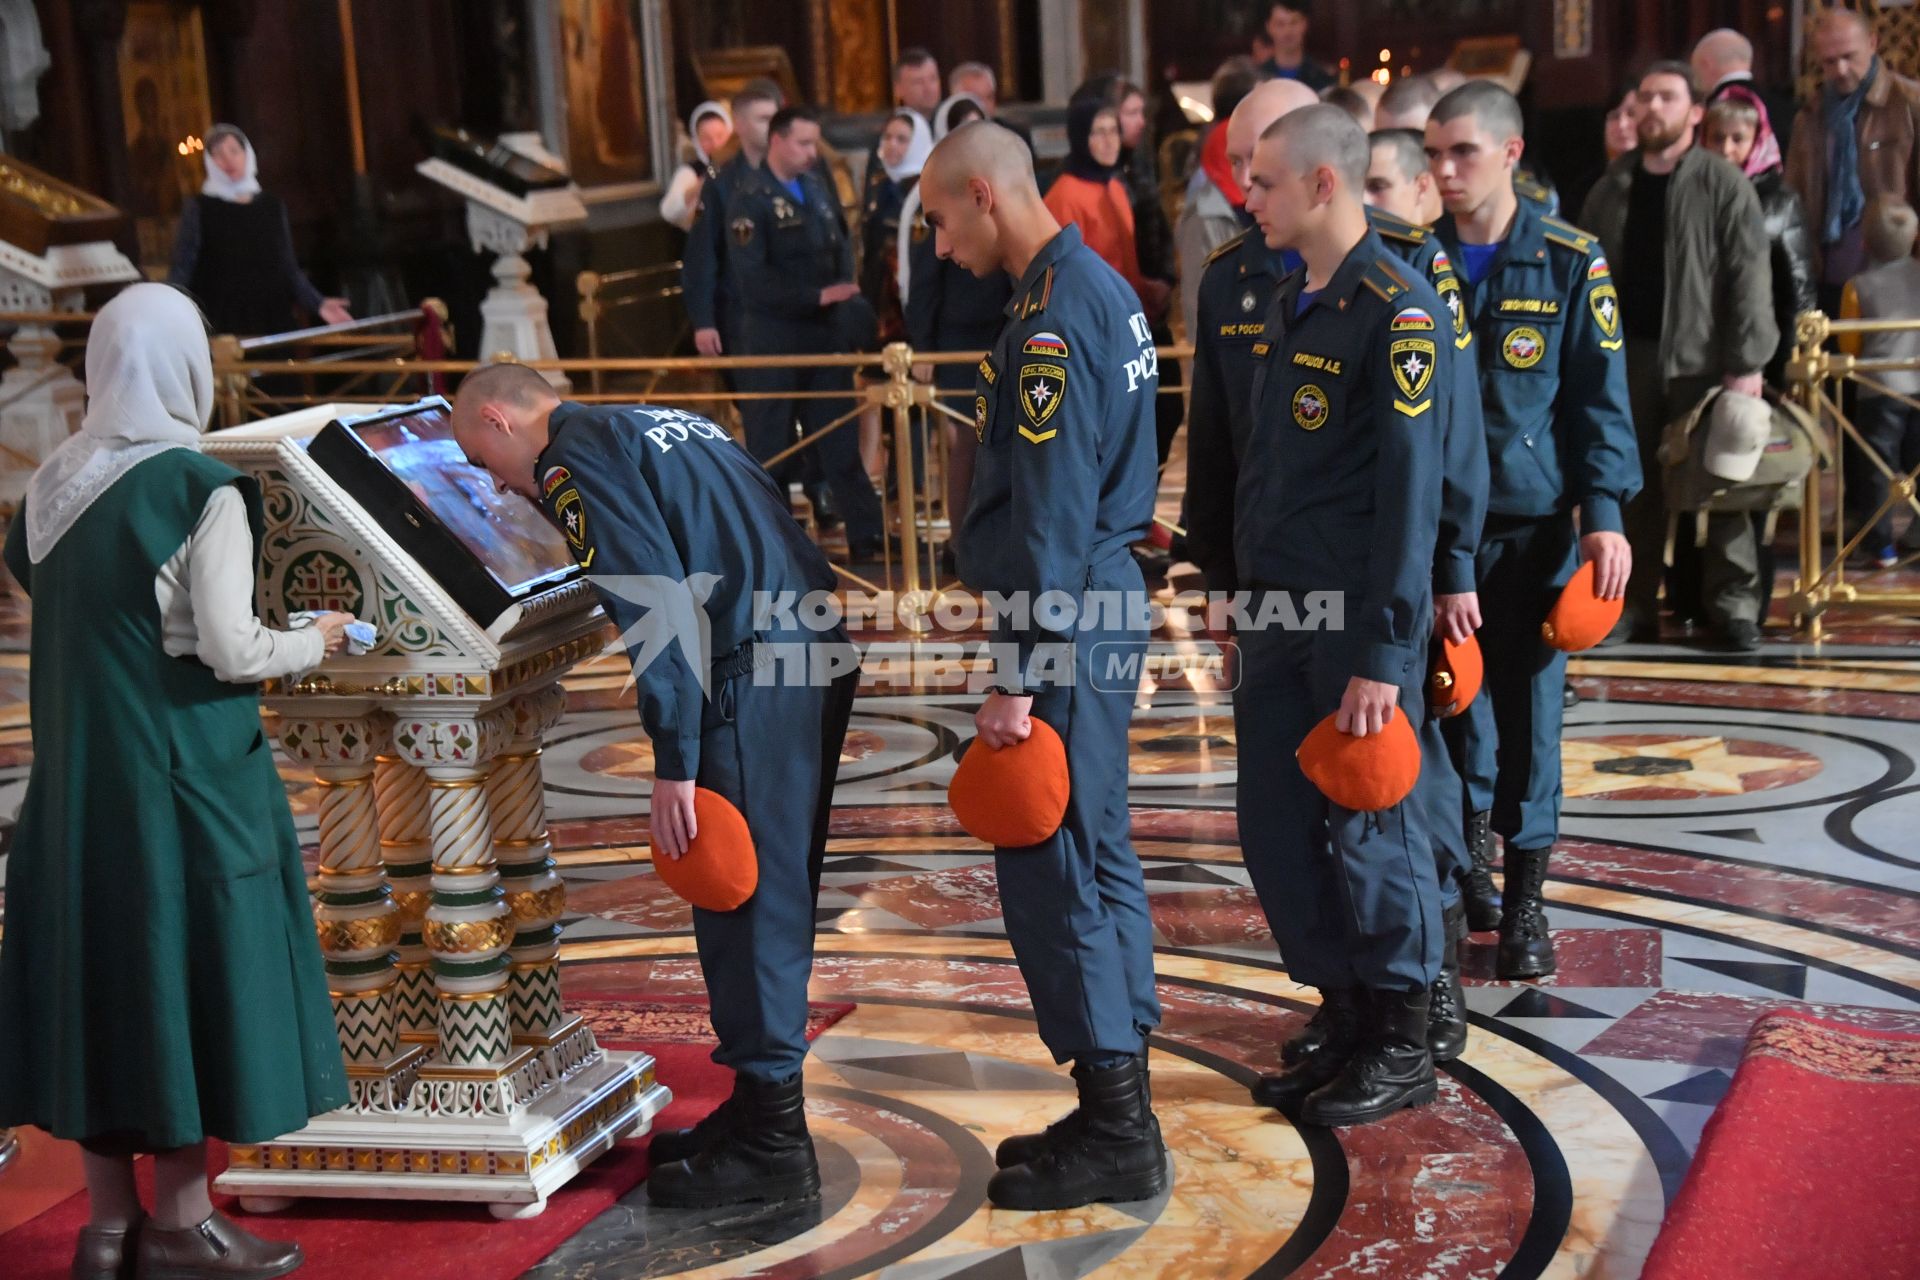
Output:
[
  {"xmin": 1427, "ymin": 82, "xmax": 1641, "ymax": 977},
  {"xmin": 919, "ymin": 121, "xmax": 1166, "ymax": 1210},
  {"xmin": 682, "ymin": 80, "xmax": 778, "ymax": 367},
  {"xmin": 1188, "ymin": 84, "xmax": 1484, "ymax": 1067},
  {"xmin": 450, "ymin": 363, "xmax": 858, "ymax": 1211},
  {"xmin": 1188, "ymin": 105, "xmax": 1450, "ymax": 1127},
  {"xmin": 728, "ymin": 106, "xmax": 885, "ymax": 559}
]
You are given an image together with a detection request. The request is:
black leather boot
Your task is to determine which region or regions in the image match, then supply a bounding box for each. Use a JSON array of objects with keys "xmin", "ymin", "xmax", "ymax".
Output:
[
  {"xmin": 648, "ymin": 1072, "xmax": 745, "ymax": 1167},
  {"xmin": 1428, "ymin": 901, "xmax": 1469, "ymax": 1062},
  {"xmin": 1461, "ymin": 810, "xmax": 1501, "ymax": 931},
  {"xmin": 1497, "ymin": 845, "xmax": 1557, "ymax": 978},
  {"xmin": 1251, "ymin": 988, "xmax": 1362, "ymax": 1111},
  {"xmin": 996, "ymin": 1048, "xmax": 1159, "ymax": 1169},
  {"xmin": 1300, "ymin": 988, "xmax": 1438, "ymax": 1127},
  {"xmin": 987, "ymin": 1056, "xmax": 1167, "ymax": 1210},
  {"xmin": 647, "ymin": 1072, "xmax": 820, "ymax": 1208}
]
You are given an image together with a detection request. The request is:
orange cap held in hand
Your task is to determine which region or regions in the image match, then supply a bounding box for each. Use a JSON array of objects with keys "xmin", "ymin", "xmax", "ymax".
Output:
[
  {"xmin": 1296, "ymin": 707, "xmax": 1421, "ymax": 812},
  {"xmin": 1428, "ymin": 633, "xmax": 1483, "ymax": 718},
  {"xmin": 949, "ymin": 718, "xmax": 1071, "ymax": 848},
  {"xmin": 1541, "ymin": 560, "xmax": 1623, "ymax": 652},
  {"xmin": 653, "ymin": 787, "xmax": 758, "ymax": 912}
]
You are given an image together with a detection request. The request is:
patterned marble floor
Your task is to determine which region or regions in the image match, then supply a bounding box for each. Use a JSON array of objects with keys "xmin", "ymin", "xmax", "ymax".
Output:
[{"xmin": 4, "ymin": 555, "xmax": 1920, "ymax": 1278}]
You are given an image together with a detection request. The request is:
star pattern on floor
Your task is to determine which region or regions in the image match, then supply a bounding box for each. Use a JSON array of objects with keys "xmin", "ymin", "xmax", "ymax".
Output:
[{"xmin": 1562, "ymin": 734, "xmax": 1821, "ymax": 798}]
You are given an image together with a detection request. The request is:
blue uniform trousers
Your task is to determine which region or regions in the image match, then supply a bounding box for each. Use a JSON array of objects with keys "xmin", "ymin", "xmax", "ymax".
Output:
[
  {"xmin": 740, "ymin": 323, "xmax": 883, "ymax": 545},
  {"xmin": 690, "ymin": 628, "xmax": 858, "ymax": 1081},
  {"xmin": 1233, "ymin": 604, "xmax": 1442, "ymax": 991},
  {"xmin": 1445, "ymin": 514, "xmax": 1577, "ymax": 851},
  {"xmin": 993, "ymin": 554, "xmax": 1161, "ymax": 1062},
  {"xmin": 1417, "ymin": 708, "xmax": 1469, "ymax": 907}
]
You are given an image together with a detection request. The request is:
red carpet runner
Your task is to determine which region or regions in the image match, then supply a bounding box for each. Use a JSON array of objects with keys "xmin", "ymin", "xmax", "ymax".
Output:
[
  {"xmin": 0, "ymin": 997, "xmax": 852, "ymax": 1280},
  {"xmin": 1642, "ymin": 1009, "xmax": 1920, "ymax": 1279}
]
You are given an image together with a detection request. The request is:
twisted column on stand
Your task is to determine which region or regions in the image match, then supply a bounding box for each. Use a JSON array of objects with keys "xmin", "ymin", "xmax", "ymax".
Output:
[
  {"xmin": 375, "ymin": 734, "xmax": 436, "ymax": 1044},
  {"xmin": 491, "ymin": 683, "xmax": 571, "ymax": 1042}
]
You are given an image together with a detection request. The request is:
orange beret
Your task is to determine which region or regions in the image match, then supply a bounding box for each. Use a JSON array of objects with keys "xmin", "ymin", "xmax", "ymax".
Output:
[
  {"xmin": 652, "ymin": 787, "xmax": 758, "ymax": 912},
  {"xmin": 949, "ymin": 718, "xmax": 1071, "ymax": 848},
  {"xmin": 1428, "ymin": 633, "xmax": 1483, "ymax": 718},
  {"xmin": 1541, "ymin": 560, "xmax": 1623, "ymax": 651},
  {"xmin": 1296, "ymin": 707, "xmax": 1421, "ymax": 812}
]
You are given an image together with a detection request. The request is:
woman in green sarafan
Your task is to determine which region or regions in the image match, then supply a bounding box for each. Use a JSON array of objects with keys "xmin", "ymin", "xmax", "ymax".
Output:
[{"xmin": 0, "ymin": 284, "xmax": 353, "ymax": 1280}]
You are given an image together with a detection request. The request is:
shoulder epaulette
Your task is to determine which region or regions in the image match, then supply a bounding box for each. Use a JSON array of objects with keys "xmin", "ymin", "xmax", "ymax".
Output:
[
  {"xmin": 1540, "ymin": 216, "xmax": 1596, "ymax": 254},
  {"xmin": 1370, "ymin": 209, "xmax": 1429, "ymax": 245},
  {"xmin": 1204, "ymin": 227, "xmax": 1254, "ymax": 268},
  {"xmin": 1360, "ymin": 255, "xmax": 1412, "ymax": 303},
  {"xmin": 1017, "ymin": 265, "xmax": 1056, "ymax": 319}
]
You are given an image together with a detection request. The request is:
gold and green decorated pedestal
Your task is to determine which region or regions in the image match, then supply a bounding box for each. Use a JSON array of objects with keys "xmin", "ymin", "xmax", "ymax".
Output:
[{"xmin": 203, "ymin": 408, "xmax": 669, "ymax": 1219}]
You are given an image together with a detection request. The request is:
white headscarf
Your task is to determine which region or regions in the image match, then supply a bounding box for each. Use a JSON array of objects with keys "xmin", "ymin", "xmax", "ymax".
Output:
[
  {"xmin": 895, "ymin": 96, "xmax": 987, "ymax": 303},
  {"xmin": 932, "ymin": 93, "xmax": 986, "ymax": 140},
  {"xmin": 201, "ymin": 123, "xmax": 262, "ymax": 201},
  {"xmin": 25, "ymin": 284, "xmax": 214, "ymax": 563},
  {"xmin": 687, "ymin": 100, "xmax": 731, "ymax": 167},
  {"xmin": 880, "ymin": 109, "xmax": 934, "ymax": 184}
]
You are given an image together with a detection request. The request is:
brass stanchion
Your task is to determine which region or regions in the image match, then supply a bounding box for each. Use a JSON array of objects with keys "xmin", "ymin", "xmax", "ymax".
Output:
[{"xmin": 883, "ymin": 342, "xmax": 926, "ymax": 614}]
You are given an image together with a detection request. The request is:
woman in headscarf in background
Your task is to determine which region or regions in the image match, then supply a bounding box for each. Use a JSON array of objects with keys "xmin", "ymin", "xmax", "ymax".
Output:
[
  {"xmin": 168, "ymin": 124, "xmax": 350, "ymax": 336},
  {"xmin": 861, "ymin": 108, "xmax": 934, "ymax": 346},
  {"xmin": 0, "ymin": 284, "xmax": 352, "ymax": 1280},
  {"xmin": 661, "ymin": 100, "xmax": 733, "ymax": 231}
]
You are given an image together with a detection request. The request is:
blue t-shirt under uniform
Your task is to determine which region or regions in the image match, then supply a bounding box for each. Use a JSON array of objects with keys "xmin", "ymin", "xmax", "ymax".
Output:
[
  {"xmin": 1458, "ymin": 240, "xmax": 1502, "ymax": 287},
  {"xmin": 778, "ymin": 175, "xmax": 805, "ymax": 205}
]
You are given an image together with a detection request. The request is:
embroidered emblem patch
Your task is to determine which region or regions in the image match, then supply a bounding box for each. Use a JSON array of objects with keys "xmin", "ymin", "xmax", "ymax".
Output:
[
  {"xmin": 1390, "ymin": 338, "xmax": 1436, "ymax": 403},
  {"xmin": 1588, "ymin": 256, "xmax": 1611, "ymax": 280},
  {"xmin": 1292, "ymin": 383, "xmax": 1330, "ymax": 431},
  {"xmin": 730, "ymin": 217, "xmax": 754, "ymax": 245},
  {"xmin": 1436, "ymin": 276, "xmax": 1466, "ymax": 341},
  {"xmin": 1018, "ymin": 362, "xmax": 1066, "ymax": 438},
  {"xmin": 1022, "ymin": 331, "xmax": 1070, "ymax": 358},
  {"xmin": 1503, "ymin": 326, "xmax": 1546, "ymax": 369},
  {"xmin": 1241, "ymin": 290, "xmax": 1258, "ymax": 313},
  {"xmin": 1391, "ymin": 307, "xmax": 1435, "ymax": 332},
  {"xmin": 1589, "ymin": 283, "xmax": 1620, "ymax": 339},
  {"xmin": 552, "ymin": 487, "xmax": 588, "ymax": 554},
  {"xmin": 540, "ymin": 465, "xmax": 571, "ymax": 498},
  {"xmin": 974, "ymin": 394, "xmax": 988, "ymax": 442}
]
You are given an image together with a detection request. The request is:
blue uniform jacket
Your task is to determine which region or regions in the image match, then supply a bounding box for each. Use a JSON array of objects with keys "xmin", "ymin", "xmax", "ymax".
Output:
[
  {"xmin": 532, "ymin": 402, "xmax": 838, "ymax": 781},
  {"xmin": 957, "ymin": 225, "xmax": 1159, "ymax": 669},
  {"xmin": 1434, "ymin": 200, "xmax": 1641, "ymax": 532},
  {"xmin": 726, "ymin": 164, "xmax": 865, "ymax": 349},
  {"xmin": 1185, "ymin": 209, "xmax": 1488, "ymax": 599},
  {"xmin": 1219, "ymin": 230, "xmax": 1450, "ymax": 687},
  {"xmin": 681, "ymin": 153, "xmax": 754, "ymax": 333}
]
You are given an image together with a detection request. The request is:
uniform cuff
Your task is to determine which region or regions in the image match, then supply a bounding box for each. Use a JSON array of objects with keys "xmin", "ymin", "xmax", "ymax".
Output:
[
  {"xmin": 1580, "ymin": 495, "xmax": 1624, "ymax": 535},
  {"xmin": 1352, "ymin": 641, "xmax": 1421, "ymax": 687},
  {"xmin": 650, "ymin": 734, "xmax": 702, "ymax": 782},
  {"xmin": 1433, "ymin": 554, "xmax": 1478, "ymax": 597}
]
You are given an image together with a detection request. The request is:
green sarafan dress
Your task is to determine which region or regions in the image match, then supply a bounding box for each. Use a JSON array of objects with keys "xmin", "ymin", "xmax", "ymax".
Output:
[{"xmin": 0, "ymin": 448, "xmax": 345, "ymax": 1149}]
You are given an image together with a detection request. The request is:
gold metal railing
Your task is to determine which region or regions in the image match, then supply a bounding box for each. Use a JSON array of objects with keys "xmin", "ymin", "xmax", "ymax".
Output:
[
  {"xmin": 207, "ymin": 339, "xmax": 1193, "ymax": 610},
  {"xmin": 1786, "ymin": 310, "xmax": 1920, "ymax": 639}
]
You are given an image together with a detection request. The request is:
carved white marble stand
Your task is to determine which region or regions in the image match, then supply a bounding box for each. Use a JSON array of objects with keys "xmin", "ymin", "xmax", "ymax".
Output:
[
  {"xmin": 216, "ymin": 686, "xmax": 668, "ymax": 1219},
  {"xmin": 0, "ymin": 238, "xmax": 137, "ymax": 507},
  {"xmin": 414, "ymin": 154, "xmax": 586, "ymax": 394}
]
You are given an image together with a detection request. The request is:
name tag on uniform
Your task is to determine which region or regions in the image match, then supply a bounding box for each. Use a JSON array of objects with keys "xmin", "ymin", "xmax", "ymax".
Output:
[
  {"xmin": 978, "ymin": 356, "xmax": 997, "ymax": 385},
  {"xmin": 1251, "ymin": 341, "xmax": 1272, "ymax": 358},
  {"xmin": 1497, "ymin": 298, "xmax": 1561, "ymax": 316},
  {"xmin": 1292, "ymin": 351, "xmax": 1344, "ymax": 375}
]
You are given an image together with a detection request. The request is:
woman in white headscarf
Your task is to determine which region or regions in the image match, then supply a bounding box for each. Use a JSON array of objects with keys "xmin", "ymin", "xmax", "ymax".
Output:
[
  {"xmin": 167, "ymin": 123, "xmax": 351, "ymax": 336},
  {"xmin": 660, "ymin": 100, "xmax": 733, "ymax": 230},
  {"xmin": 0, "ymin": 284, "xmax": 352, "ymax": 1280},
  {"xmin": 860, "ymin": 108, "xmax": 934, "ymax": 342}
]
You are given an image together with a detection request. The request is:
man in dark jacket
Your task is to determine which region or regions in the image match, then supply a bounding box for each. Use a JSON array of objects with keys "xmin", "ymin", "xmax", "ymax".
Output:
[{"xmin": 1581, "ymin": 62, "xmax": 1779, "ymax": 650}]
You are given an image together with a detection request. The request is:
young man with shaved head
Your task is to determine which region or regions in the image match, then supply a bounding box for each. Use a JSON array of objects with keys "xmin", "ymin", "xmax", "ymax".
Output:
[
  {"xmin": 917, "ymin": 120, "xmax": 1167, "ymax": 1209},
  {"xmin": 1189, "ymin": 81, "xmax": 1488, "ymax": 1070},
  {"xmin": 449, "ymin": 364, "xmax": 858, "ymax": 1211},
  {"xmin": 1428, "ymin": 81, "xmax": 1640, "ymax": 976},
  {"xmin": 1190, "ymin": 104, "xmax": 1455, "ymax": 1127}
]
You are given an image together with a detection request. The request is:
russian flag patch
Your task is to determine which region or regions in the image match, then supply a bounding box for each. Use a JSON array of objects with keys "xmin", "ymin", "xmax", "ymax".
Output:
[
  {"xmin": 1391, "ymin": 308, "xmax": 1435, "ymax": 332},
  {"xmin": 1022, "ymin": 331, "xmax": 1071, "ymax": 358}
]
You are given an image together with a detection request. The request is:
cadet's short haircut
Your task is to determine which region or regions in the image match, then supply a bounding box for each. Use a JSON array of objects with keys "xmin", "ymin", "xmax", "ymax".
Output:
[
  {"xmin": 949, "ymin": 61, "xmax": 995, "ymax": 92},
  {"xmin": 1260, "ymin": 103, "xmax": 1369, "ymax": 191},
  {"xmin": 1370, "ymin": 128, "xmax": 1427, "ymax": 183},
  {"xmin": 1322, "ymin": 85, "xmax": 1373, "ymax": 128},
  {"xmin": 1377, "ymin": 74, "xmax": 1443, "ymax": 123},
  {"xmin": 1430, "ymin": 80, "xmax": 1524, "ymax": 143},
  {"xmin": 731, "ymin": 78, "xmax": 781, "ymax": 113},
  {"xmin": 769, "ymin": 105, "xmax": 818, "ymax": 137},
  {"xmin": 894, "ymin": 47, "xmax": 935, "ymax": 78},
  {"xmin": 1865, "ymin": 195, "xmax": 1919, "ymax": 264},
  {"xmin": 1211, "ymin": 56, "xmax": 1261, "ymax": 124},
  {"xmin": 456, "ymin": 361, "xmax": 558, "ymax": 410},
  {"xmin": 1639, "ymin": 59, "xmax": 1700, "ymax": 103}
]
